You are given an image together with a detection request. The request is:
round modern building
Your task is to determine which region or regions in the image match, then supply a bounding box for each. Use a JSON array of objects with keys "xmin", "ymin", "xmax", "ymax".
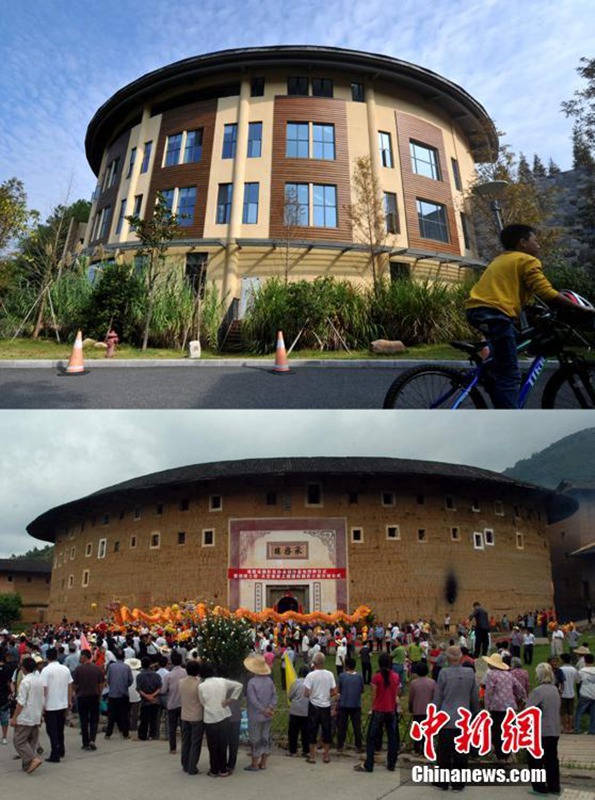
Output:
[
  {"xmin": 84, "ymin": 46, "xmax": 497, "ymax": 312},
  {"xmin": 28, "ymin": 457, "xmax": 573, "ymax": 624}
]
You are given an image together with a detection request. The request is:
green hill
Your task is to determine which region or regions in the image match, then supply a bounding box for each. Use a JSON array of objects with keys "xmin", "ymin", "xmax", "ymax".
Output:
[{"xmin": 503, "ymin": 427, "xmax": 595, "ymax": 489}]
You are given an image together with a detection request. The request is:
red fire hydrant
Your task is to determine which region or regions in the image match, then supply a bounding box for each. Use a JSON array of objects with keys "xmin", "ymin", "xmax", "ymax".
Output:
[{"xmin": 105, "ymin": 329, "xmax": 119, "ymax": 358}]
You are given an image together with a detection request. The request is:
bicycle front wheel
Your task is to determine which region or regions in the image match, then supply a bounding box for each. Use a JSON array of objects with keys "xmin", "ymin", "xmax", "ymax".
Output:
[
  {"xmin": 383, "ymin": 365, "xmax": 487, "ymax": 409},
  {"xmin": 541, "ymin": 364, "xmax": 595, "ymax": 408}
]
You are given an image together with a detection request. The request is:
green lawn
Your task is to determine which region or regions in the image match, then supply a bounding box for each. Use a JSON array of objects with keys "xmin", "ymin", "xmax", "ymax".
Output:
[
  {"xmin": 0, "ymin": 338, "xmax": 464, "ymax": 361},
  {"xmin": 268, "ymin": 635, "xmax": 595, "ymax": 745}
]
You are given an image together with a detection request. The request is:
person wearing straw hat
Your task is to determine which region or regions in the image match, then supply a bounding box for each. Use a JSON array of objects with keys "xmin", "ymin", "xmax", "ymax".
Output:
[
  {"xmin": 244, "ymin": 653, "xmax": 277, "ymax": 772},
  {"xmin": 483, "ymin": 652, "xmax": 526, "ymax": 762}
]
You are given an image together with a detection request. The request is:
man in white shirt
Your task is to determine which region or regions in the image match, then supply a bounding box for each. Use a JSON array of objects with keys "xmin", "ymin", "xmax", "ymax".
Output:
[
  {"xmin": 559, "ymin": 653, "xmax": 580, "ymax": 733},
  {"xmin": 10, "ymin": 656, "xmax": 44, "ymax": 774},
  {"xmin": 303, "ymin": 652, "xmax": 337, "ymax": 764},
  {"xmin": 335, "ymin": 639, "xmax": 347, "ymax": 676},
  {"xmin": 41, "ymin": 647, "xmax": 73, "ymax": 763}
]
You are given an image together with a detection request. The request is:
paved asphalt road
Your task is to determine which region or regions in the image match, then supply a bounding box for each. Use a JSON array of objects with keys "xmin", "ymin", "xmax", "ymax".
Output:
[
  {"xmin": 0, "ymin": 364, "xmax": 548, "ymax": 409},
  {"xmin": 2, "ymin": 725, "xmax": 592, "ymax": 799}
]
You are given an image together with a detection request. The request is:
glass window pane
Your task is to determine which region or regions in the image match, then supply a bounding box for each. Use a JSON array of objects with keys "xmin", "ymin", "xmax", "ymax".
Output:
[
  {"xmin": 184, "ymin": 129, "xmax": 203, "ymax": 163},
  {"xmin": 417, "ymin": 199, "xmax": 449, "ymax": 242},
  {"xmin": 178, "ymin": 187, "xmax": 196, "ymax": 227},
  {"xmin": 165, "ymin": 134, "xmax": 182, "ymax": 167},
  {"xmin": 410, "ymin": 141, "xmax": 441, "ymax": 180},
  {"xmin": 222, "ymin": 124, "xmax": 237, "ymax": 159}
]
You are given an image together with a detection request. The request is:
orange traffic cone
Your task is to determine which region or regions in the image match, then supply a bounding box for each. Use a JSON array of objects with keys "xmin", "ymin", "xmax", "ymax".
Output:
[
  {"xmin": 64, "ymin": 330, "xmax": 88, "ymax": 375},
  {"xmin": 272, "ymin": 330, "xmax": 291, "ymax": 374}
]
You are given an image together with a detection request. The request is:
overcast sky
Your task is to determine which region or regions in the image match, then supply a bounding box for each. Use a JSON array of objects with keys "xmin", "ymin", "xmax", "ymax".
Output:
[
  {"xmin": 1, "ymin": 0, "xmax": 593, "ymax": 217},
  {"xmin": 1, "ymin": 410, "xmax": 593, "ymax": 557}
]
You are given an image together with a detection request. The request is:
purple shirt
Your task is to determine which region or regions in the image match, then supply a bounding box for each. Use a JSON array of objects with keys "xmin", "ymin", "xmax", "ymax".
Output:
[
  {"xmin": 246, "ymin": 675, "xmax": 277, "ymax": 722},
  {"xmin": 484, "ymin": 670, "xmax": 526, "ymax": 712}
]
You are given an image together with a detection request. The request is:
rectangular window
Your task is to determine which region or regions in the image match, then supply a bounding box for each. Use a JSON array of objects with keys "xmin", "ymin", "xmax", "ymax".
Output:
[
  {"xmin": 130, "ymin": 535, "xmax": 137, "ymax": 548},
  {"xmin": 445, "ymin": 495, "xmax": 455, "ymax": 510},
  {"xmin": 155, "ymin": 503, "xmax": 163, "ymax": 516},
  {"xmin": 114, "ymin": 540, "xmax": 120, "ymax": 553},
  {"xmin": 451, "ymin": 527, "xmax": 461, "ymax": 541},
  {"xmin": 209, "ymin": 494, "xmax": 222, "ymax": 511},
  {"xmin": 103, "ymin": 514, "xmax": 110, "ymax": 526},
  {"xmin": 312, "ymin": 78, "xmax": 333, "ymax": 97},
  {"xmin": 108, "ymin": 157, "xmax": 120, "ymax": 188},
  {"xmin": 386, "ymin": 525, "xmax": 400, "ymax": 540},
  {"xmin": 98, "ymin": 206, "xmax": 112, "ymax": 239},
  {"xmin": 82, "ymin": 569, "xmax": 90, "ymax": 587},
  {"xmin": 85, "ymin": 542, "xmax": 92, "ymax": 557},
  {"xmin": 222, "ymin": 123, "xmax": 237, "ymax": 159},
  {"xmin": 68, "ymin": 574, "xmax": 74, "ymax": 589},
  {"xmin": 185, "ymin": 252, "xmax": 208, "ymax": 298},
  {"xmin": 178, "ymin": 187, "xmax": 197, "ymax": 227},
  {"xmin": 484, "ymin": 528, "xmax": 495, "ymax": 546},
  {"xmin": 306, "ymin": 483, "xmax": 322, "ymax": 506},
  {"xmin": 115, "ymin": 199, "xmax": 127, "ymax": 235},
  {"xmin": 140, "ymin": 141, "xmax": 152, "ymax": 173},
  {"xmin": 382, "ymin": 491, "xmax": 396, "ymax": 507},
  {"xmin": 460, "ymin": 212, "xmax": 471, "ymax": 249},
  {"xmin": 133, "ymin": 506, "xmax": 142, "ymax": 521},
  {"xmin": 494, "ymin": 500, "xmax": 504, "ymax": 516},
  {"xmin": 287, "ymin": 76, "xmax": 309, "ymax": 96},
  {"xmin": 179, "ymin": 498, "xmax": 189, "ymax": 511},
  {"xmin": 378, "ymin": 131, "xmax": 394, "ymax": 168},
  {"xmin": 251, "ymin": 77, "xmax": 265, "ymax": 97},
  {"xmin": 348, "ymin": 491, "xmax": 358, "ymax": 504},
  {"xmin": 202, "ymin": 529, "xmax": 215, "ymax": 547},
  {"xmin": 70, "ymin": 546, "xmax": 75, "ymax": 559},
  {"xmin": 516, "ymin": 532, "xmax": 524, "ymax": 550},
  {"xmin": 242, "ymin": 182, "xmax": 259, "ymax": 224},
  {"xmin": 286, "ymin": 122, "xmax": 309, "ymax": 158},
  {"xmin": 126, "ymin": 147, "xmax": 137, "ymax": 179},
  {"xmin": 133, "ymin": 194, "xmax": 143, "ymax": 217},
  {"xmin": 417, "ymin": 199, "xmax": 449, "ymax": 243},
  {"xmin": 473, "ymin": 532, "xmax": 484, "ymax": 550},
  {"xmin": 418, "ymin": 529, "xmax": 427, "ymax": 542},
  {"xmin": 247, "ymin": 122, "xmax": 262, "ymax": 158},
  {"xmin": 184, "ymin": 129, "xmax": 203, "ymax": 163},
  {"xmin": 161, "ymin": 189, "xmax": 175, "ymax": 212},
  {"xmin": 150, "ymin": 532, "xmax": 160, "ymax": 549},
  {"xmin": 165, "ymin": 133, "xmax": 183, "ymax": 166},
  {"xmin": 384, "ymin": 192, "xmax": 399, "ymax": 234},
  {"xmin": 284, "ymin": 183, "xmax": 309, "ymax": 226},
  {"xmin": 313, "ymin": 184, "xmax": 337, "ymax": 228},
  {"xmin": 451, "ymin": 157, "xmax": 462, "ymax": 191},
  {"xmin": 410, "ymin": 141, "xmax": 441, "ymax": 180},
  {"xmin": 216, "ymin": 184, "xmax": 233, "ymax": 224},
  {"xmin": 351, "ymin": 527, "xmax": 363, "ymax": 543},
  {"xmin": 471, "ymin": 498, "xmax": 481, "ymax": 512},
  {"xmin": 97, "ymin": 538, "xmax": 107, "ymax": 559},
  {"xmin": 312, "ymin": 124, "xmax": 335, "ymax": 160},
  {"xmin": 266, "ymin": 491, "xmax": 277, "ymax": 506},
  {"xmin": 177, "ymin": 531, "xmax": 186, "ymax": 545},
  {"xmin": 351, "ymin": 82, "xmax": 364, "ymax": 102}
]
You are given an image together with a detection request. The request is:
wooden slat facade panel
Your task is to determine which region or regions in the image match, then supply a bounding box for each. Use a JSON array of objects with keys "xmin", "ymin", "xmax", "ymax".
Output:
[
  {"xmin": 269, "ymin": 97, "xmax": 352, "ymax": 242},
  {"xmin": 94, "ymin": 130, "xmax": 130, "ymax": 243},
  {"xmin": 395, "ymin": 112, "xmax": 461, "ymax": 256},
  {"xmin": 147, "ymin": 99, "xmax": 218, "ymax": 239}
]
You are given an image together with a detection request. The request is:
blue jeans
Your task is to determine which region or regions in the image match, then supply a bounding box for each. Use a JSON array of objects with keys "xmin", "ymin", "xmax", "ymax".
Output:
[
  {"xmin": 364, "ymin": 711, "xmax": 398, "ymax": 771},
  {"xmin": 466, "ymin": 307, "xmax": 520, "ymax": 409},
  {"xmin": 575, "ymin": 696, "xmax": 595, "ymax": 734}
]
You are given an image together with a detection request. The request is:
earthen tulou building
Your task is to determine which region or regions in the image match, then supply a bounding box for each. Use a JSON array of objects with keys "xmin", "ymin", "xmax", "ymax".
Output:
[
  {"xmin": 83, "ymin": 45, "xmax": 497, "ymax": 319},
  {"xmin": 27, "ymin": 457, "xmax": 575, "ymax": 624}
]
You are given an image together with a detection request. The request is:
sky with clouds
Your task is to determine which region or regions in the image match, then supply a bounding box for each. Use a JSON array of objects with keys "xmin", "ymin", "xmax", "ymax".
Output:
[
  {"xmin": 1, "ymin": 0, "xmax": 593, "ymax": 217},
  {"xmin": 1, "ymin": 409, "xmax": 593, "ymax": 557}
]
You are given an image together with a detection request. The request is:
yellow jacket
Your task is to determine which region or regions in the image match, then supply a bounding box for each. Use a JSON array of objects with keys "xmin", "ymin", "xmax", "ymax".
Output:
[{"xmin": 466, "ymin": 250, "xmax": 558, "ymax": 319}]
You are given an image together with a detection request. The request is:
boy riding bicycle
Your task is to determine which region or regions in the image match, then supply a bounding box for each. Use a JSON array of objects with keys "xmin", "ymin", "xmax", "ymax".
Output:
[{"xmin": 465, "ymin": 224, "xmax": 595, "ymax": 408}]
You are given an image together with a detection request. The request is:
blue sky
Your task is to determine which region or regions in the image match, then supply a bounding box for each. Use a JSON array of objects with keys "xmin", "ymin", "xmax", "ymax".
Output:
[{"xmin": 1, "ymin": 0, "xmax": 593, "ymax": 217}]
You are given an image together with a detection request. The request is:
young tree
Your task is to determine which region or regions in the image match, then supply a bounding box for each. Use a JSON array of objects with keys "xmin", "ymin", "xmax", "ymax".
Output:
[
  {"xmin": 548, "ymin": 158, "xmax": 561, "ymax": 176},
  {"xmin": 279, "ymin": 186, "xmax": 306, "ymax": 284},
  {"xmin": 0, "ymin": 178, "xmax": 30, "ymax": 252},
  {"xmin": 126, "ymin": 191, "xmax": 180, "ymax": 350},
  {"xmin": 346, "ymin": 155, "xmax": 388, "ymax": 290},
  {"xmin": 532, "ymin": 154, "xmax": 547, "ymax": 177},
  {"xmin": 562, "ymin": 57, "xmax": 595, "ymax": 150},
  {"xmin": 0, "ymin": 593, "xmax": 22, "ymax": 628},
  {"xmin": 572, "ymin": 124, "xmax": 595, "ymax": 168},
  {"xmin": 517, "ymin": 153, "xmax": 533, "ymax": 183}
]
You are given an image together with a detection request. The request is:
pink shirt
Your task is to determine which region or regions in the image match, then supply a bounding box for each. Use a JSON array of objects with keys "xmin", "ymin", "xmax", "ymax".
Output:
[
  {"xmin": 263, "ymin": 651, "xmax": 275, "ymax": 668},
  {"xmin": 484, "ymin": 670, "xmax": 526, "ymax": 712}
]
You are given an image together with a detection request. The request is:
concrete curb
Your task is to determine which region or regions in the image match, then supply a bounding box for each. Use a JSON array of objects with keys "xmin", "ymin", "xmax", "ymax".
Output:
[{"xmin": 0, "ymin": 358, "xmax": 554, "ymax": 370}]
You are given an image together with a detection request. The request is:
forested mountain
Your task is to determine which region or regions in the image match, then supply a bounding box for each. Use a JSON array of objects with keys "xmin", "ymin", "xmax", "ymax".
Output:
[{"xmin": 503, "ymin": 428, "xmax": 595, "ymax": 489}]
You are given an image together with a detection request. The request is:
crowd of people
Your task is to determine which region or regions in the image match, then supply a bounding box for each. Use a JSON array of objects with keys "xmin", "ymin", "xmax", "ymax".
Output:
[{"xmin": 1, "ymin": 603, "xmax": 593, "ymax": 794}]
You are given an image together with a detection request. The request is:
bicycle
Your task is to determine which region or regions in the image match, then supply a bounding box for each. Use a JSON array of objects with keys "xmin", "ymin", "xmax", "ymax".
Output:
[{"xmin": 383, "ymin": 304, "xmax": 595, "ymax": 409}]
